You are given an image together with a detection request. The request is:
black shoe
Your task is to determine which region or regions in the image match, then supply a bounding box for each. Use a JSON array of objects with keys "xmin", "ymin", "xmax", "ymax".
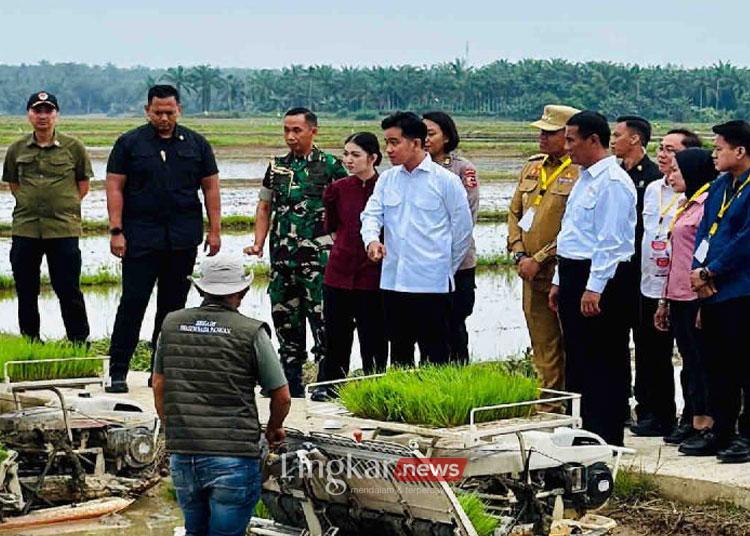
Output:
[
  {"xmin": 105, "ymin": 380, "xmax": 129, "ymax": 394},
  {"xmin": 678, "ymin": 428, "xmax": 720, "ymax": 456},
  {"xmin": 664, "ymin": 423, "xmax": 698, "ymax": 445},
  {"xmin": 310, "ymin": 386, "xmax": 335, "ymax": 402},
  {"xmin": 717, "ymin": 437, "xmax": 750, "ymax": 464},
  {"xmin": 630, "ymin": 417, "xmax": 674, "ymax": 437}
]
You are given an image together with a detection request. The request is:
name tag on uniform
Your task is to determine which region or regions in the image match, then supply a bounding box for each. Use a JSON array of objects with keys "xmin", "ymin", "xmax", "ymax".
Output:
[
  {"xmin": 518, "ymin": 207, "xmax": 536, "ymax": 232},
  {"xmin": 694, "ymin": 239, "xmax": 709, "ymax": 264}
]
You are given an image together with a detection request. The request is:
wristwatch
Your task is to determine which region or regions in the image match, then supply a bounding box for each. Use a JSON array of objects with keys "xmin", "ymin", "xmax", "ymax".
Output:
[
  {"xmin": 109, "ymin": 227, "xmax": 123, "ymax": 236},
  {"xmin": 513, "ymin": 251, "xmax": 528, "ymax": 265},
  {"xmin": 699, "ymin": 268, "xmax": 710, "ymax": 281}
]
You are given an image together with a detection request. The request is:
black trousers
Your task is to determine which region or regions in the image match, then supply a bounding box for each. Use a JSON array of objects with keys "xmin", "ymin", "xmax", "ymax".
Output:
[
  {"xmin": 449, "ymin": 268, "xmax": 476, "ymax": 364},
  {"xmin": 382, "ymin": 290, "xmax": 450, "ymax": 367},
  {"xmin": 10, "ymin": 236, "xmax": 89, "ymax": 342},
  {"xmin": 317, "ymin": 285, "xmax": 388, "ymax": 382},
  {"xmin": 633, "ymin": 295, "xmax": 676, "ymax": 425},
  {"xmin": 669, "ymin": 299, "xmax": 709, "ymax": 421},
  {"xmin": 108, "ymin": 248, "xmax": 197, "ymax": 378},
  {"xmin": 557, "ymin": 258, "xmax": 631, "ymax": 446},
  {"xmin": 701, "ymin": 296, "xmax": 750, "ymax": 442}
]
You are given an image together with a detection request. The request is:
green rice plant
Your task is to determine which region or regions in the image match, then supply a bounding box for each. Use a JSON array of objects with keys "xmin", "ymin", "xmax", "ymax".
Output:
[
  {"xmin": 475, "ymin": 253, "xmax": 515, "ymax": 269},
  {"xmin": 457, "ymin": 492, "xmax": 499, "ymax": 536},
  {"xmin": 253, "ymin": 499, "xmax": 271, "ymax": 519},
  {"xmin": 0, "ymin": 274, "xmax": 13, "ymax": 291},
  {"xmin": 0, "ymin": 333, "xmax": 102, "ymax": 382},
  {"xmin": 476, "ymin": 209, "xmax": 508, "ymax": 223},
  {"xmin": 337, "ymin": 363, "xmax": 539, "ymax": 427}
]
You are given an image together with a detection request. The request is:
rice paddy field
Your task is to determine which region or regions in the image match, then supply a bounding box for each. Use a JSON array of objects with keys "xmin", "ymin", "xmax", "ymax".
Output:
[{"xmin": 0, "ymin": 115, "xmax": 714, "ymax": 368}]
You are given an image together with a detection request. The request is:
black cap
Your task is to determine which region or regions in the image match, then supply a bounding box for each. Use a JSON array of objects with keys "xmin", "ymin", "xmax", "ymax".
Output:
[
  {"xmin": 712, "ymin": 120, "xmax": 750, "ymax": 149},
  {"xmin": 26, "ymin": 91, "xmax": 59, "ymax": 111}
]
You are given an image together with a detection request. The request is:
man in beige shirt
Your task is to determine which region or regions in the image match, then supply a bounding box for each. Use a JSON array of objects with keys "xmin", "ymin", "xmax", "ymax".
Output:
[{"xmin": 507, "ymin": 104, "xmax": 580, "ymax": 397}]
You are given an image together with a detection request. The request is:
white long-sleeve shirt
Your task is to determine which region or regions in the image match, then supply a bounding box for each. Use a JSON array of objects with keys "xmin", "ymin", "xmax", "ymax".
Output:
[
  {"xmin": 360, "ymin": 154, "xmax": 473, "ymax": 293},
  {"xmin": 641, "ymin": 177, "xmax": 682, "ymax": 298},
  {"xmin": 553, "ymin": 155, "xmax": 637, "ymax": 293}
]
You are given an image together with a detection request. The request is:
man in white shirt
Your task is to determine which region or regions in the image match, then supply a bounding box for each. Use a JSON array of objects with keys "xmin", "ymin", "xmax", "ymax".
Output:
[
  {"xmin": 361, "ymin": 112, "xmax": 472, "ymax": 366},
  {"xmin": 629, "ymin": 129, "xmax": 702, "ymax": 437},
  {"xmin": 548, "ymin": 111, "xmax": 637, "ymax": 446}
]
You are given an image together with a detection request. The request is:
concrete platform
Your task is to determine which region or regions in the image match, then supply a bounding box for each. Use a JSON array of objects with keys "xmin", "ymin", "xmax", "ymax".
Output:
[{"xmin": 83, "ymin": 371, "xmax": 750, "ymax": 509}]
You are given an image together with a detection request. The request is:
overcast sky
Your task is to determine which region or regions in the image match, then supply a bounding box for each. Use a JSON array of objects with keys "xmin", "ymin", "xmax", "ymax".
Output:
[{"xmin": 2, "ymin": 0, "xmax": 748, "ymax": 69}]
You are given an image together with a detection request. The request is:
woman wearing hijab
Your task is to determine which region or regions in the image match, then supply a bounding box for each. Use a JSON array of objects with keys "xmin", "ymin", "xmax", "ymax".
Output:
[{"xmin": 654, "ymin": 148, "xmax": 717, "ymax": 452}]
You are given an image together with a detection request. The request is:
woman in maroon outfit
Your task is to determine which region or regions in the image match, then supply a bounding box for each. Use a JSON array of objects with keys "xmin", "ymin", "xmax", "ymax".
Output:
[{"xmin": 312, "ymin": 132, "xmax": 388, "ymax": 401}]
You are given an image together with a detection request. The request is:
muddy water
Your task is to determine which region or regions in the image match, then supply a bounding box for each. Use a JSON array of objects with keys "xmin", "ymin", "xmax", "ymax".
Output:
[
  {"xmin": 0, "ymin": 269, "xmax": 528, "ymax": 366},
  {"xmin": 0, "ymin": 222, "xmax": 527, "ymax": 362},
  {"xmin": 0, "ymin": 181, "xmax": 517, "ymax": 223},
  {"xmin": 15, "ymin": 484, "xmax": 183, "ymax": 536},
  {"xmin": 80, "ymin": 156, "xmax": 524, "ymax": 183}
]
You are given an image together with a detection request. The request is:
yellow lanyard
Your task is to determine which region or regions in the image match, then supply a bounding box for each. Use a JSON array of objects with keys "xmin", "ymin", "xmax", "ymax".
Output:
[
  {"xmin": 668, "ymin": 182, "xmax": 710, "ymax": 234},
  {"xmin": 708, "ymin": 173, "xmax": 750, "ymax": 237},
  {"xmin": 534, "ymin": 156, "xmax": 572, "ymax": 206},
  {"xmin": 657, "ymin": 186, "xmax": 679, "ymax": 228}
]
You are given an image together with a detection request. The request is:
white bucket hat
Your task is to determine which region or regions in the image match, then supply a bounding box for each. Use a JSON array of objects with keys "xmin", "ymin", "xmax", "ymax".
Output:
[{"xmin": 190, "ymin": 255, "xmax": 252, "ymax": 295}]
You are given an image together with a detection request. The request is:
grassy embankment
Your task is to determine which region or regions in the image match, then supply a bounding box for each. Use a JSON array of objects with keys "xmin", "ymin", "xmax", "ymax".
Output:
[
  {"xmin": 0, "ymin": 207, "xmax": 513, "ymax": 291},
  {"xmin": 0, "ymin": 115, "xmax": 716, "ymax": 167},
  {"xmin": 0, "ymin": 210, "xmax": 508, "ymax": 239},
  {"xmin": 0, "ymin": 115, "xmax": 540, "ymax": 157},
  {"xmin": 0, "ymin": 249, "xmax": 514, "ymax": 293}
]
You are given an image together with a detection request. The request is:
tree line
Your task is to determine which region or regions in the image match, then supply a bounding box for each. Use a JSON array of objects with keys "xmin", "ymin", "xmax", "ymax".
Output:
[{"xmin": 0, "ymin": 59, "xmax": 749, "ymax": 121}]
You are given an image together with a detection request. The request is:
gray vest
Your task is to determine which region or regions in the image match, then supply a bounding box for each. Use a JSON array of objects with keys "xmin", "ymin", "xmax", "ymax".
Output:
[{"xmin": 159, "ymin": 300, "xmax": 268, "ymax": 458}]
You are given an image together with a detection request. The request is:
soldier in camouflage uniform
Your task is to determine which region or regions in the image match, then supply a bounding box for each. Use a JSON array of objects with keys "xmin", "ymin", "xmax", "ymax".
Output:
[{"xmin": 245, "ymin": 108, "xmax": 347, "ymax": 396}]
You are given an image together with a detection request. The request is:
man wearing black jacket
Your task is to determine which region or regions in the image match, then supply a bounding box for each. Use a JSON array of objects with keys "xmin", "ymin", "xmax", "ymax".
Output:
[{"xmin": 611, "ymin": 116, "xmax": 672, "ymax": 435}]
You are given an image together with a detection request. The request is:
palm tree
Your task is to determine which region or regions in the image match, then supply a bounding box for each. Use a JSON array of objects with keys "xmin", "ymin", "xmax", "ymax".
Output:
[
  {"xmin": 222, "ymin": 74, "xmax": 246, "ymax": 111},
  {"xmin": 188, "ymin": 65, "xmax": 223, "ymax": 113},
  {"xmin": 161, "ymin": 66, "xmax": 194, "ymax": 99}
]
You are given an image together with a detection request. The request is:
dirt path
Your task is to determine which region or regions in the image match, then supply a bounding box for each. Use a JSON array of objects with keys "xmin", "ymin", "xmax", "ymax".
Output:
[{"xmin": 602, "ymin": 496, "xmax": 750, "ymax": 536}]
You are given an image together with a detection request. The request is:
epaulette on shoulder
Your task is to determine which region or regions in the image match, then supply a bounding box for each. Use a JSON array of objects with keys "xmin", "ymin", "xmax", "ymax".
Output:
[{"xmin": 528, "ymin": 153, "xmax": 546, "ymax": 161}]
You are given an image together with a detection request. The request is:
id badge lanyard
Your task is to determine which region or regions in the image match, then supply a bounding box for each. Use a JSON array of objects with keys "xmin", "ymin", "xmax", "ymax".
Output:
[
  {"xmin": 655, "ymin": 186, "xmax": 679, "ymax": 238},
  {"xmin": 707, "ymin": 174, "xmax": 750, "ymax": 238},
  {"xmin": 519, "ymin": 156, "xmax": 572, "ymax": 233},
  {"xmin": 650, "ymin": 186, "xmax": 679, "ymax": 275},
  {"xmin": 533, "ymin": 156, "xmax": 572, "ymax": 206},
  {"xmin": 668, "ymin": 182, "xmax": 711, "ymax": 235},
  {"xmin": 694, "ymin": 174, "xmax": 750, "ymax": 263}
]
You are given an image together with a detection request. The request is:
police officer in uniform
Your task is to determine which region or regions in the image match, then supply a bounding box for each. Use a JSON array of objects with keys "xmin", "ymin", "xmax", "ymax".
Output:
[
  {"xmin": 2, "ymin": 91, "xmax": 92, "ymax": 343},
  {"xmin": 507, "ymin": 104, "xmax": 580, "ymax": 399},
  {"xmin": 245, "ymin": 107, "xmax": 347, "ymax": 396},
  {"xmin": 105, "ymin": 84, "xmax": 222, "ymax": 393}
]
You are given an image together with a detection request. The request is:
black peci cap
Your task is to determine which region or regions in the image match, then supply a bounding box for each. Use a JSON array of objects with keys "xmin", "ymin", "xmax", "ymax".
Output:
[{"xmin": 26, "ymin": 91, "xmax": 59, "ymax": 111}]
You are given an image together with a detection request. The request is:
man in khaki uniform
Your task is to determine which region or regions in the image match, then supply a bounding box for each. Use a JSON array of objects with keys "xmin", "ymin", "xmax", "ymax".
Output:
[
  {"xmin": 2, "ymin": 91, "xmax": 92, "ymax": 343},
  {"xmin": 507, "ymin": 105, "xmax": 580, "ymax": 395}
]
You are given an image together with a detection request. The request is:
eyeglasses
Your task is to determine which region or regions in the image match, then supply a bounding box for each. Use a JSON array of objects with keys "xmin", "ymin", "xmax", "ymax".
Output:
[{"xmin": 658, "ymin": 145, "xmax": 677, "ymax": 154}]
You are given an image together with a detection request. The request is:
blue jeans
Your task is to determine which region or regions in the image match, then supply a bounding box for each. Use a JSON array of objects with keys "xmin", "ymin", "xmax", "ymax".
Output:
[{"xmin": 170, "ymin": 454, "xmax": 261, "ymax": 536}]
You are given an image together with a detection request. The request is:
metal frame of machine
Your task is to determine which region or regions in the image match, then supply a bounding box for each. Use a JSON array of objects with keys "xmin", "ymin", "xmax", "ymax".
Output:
[{"xmin": 245, "ymin": 374, "xmax": 630, "ymax": 536}]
